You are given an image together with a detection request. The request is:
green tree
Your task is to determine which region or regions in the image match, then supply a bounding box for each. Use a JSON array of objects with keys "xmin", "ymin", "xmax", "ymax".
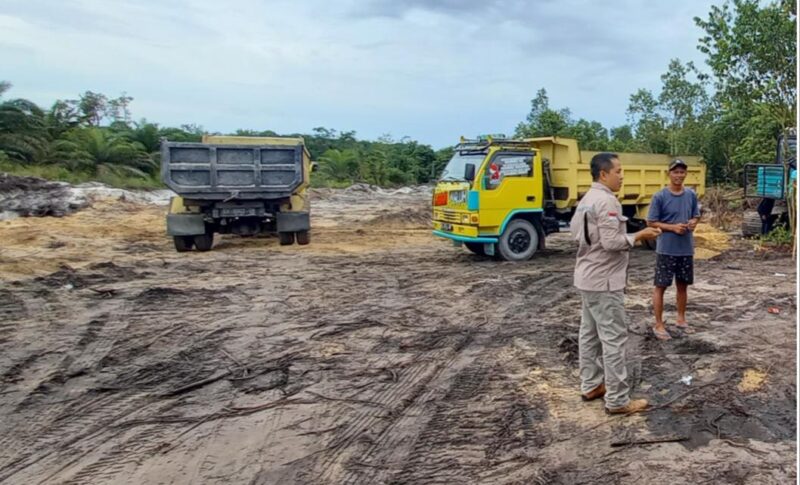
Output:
[
  {"xmin": 608, "ymin": 125, "xmax": 635, "ymax": 152},
  {"xmin": 318, "ymin": 148, "xmax": 359, "ymax": 182},
  {"xmin": 159, "ymin": 124, "xmax": 204, "ymax": 143},
  {"xmin": 695, "ymin": 0, "xmax": 796, "ymax": 130},
  {"xmin": 627, "ymin": 89, "xmax": 669, "ymax": 153},
  {"xmin": 693, "ymin": 0, "xmax": 795, "ymax": 180},
  {"xmin": 50, "ymin": 128, "xmax": 154, "ymax": 177},
  {"xmin": 514, "ymin": 88, "xmax": 573, "ymax": 138},
  {"xmin": 46, "ymin": 99, "xmax": 81, "ymax": 139},
  {"xmin": 563, "ymin": 119, "xmax": 609, "ymax": 150},
  {"xmin": 0, "ymin": 83, "xmax": 49, "ymax": 163},
  {"xmin": 658, "ymin": 59, "xmax": 710, "ymax": 155},
  {"xmin": 107, "ymin": 93, "xmax": 134, "ymax": 125},
  {"xmin": 77, "ymin": 91, "xmax": 109, "ymax": 127},
  {"xmin": 125, "ymin": 120, "xmax": 162, "ymax": 153}
]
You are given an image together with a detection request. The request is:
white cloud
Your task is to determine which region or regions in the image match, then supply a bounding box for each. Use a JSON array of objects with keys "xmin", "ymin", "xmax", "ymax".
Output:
[{"xmin": 0, "ymin": 0, "xmax": 718, "ymax": 146}]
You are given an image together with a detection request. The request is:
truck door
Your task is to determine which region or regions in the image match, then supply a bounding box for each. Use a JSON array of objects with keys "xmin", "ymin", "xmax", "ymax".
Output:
[{"xmin": 479, "ymin": 151, "xmax": 541, "ymax": 234}]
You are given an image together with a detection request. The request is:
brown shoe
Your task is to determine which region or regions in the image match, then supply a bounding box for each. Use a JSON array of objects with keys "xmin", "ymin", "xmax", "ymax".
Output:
[
  {"xmin": 581, "ymin": 383, "xmax": 606, "ymax": 401},
  {"xmin": 606, "ymin": 399, "xmax": 648, "ymax": 415}
]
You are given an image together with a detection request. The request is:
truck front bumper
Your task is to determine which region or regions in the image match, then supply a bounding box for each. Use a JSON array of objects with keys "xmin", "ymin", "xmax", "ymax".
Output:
[{"xmin": 432, "ymin": 221, "xmax": 497, "ymax": 243}]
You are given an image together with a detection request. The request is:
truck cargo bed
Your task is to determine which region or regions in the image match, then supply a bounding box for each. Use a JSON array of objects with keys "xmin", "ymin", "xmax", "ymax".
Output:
[{"xmin": 161, "ymin": 141, "xmax": 305, "ymax": 200}]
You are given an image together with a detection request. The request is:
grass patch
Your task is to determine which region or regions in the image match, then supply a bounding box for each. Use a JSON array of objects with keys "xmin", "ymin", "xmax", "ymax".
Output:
[
  {"xmin": 760, "ymin": 223, "xmax": 794, "ymax": 247},
  {"xmin": 0, "ymin": 160, "xmax": 163, "ymax": 189}
]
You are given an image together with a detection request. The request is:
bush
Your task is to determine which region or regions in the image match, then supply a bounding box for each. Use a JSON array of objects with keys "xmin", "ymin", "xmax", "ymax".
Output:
[{"xmin": 761, "ymin": 223, "xmax": 794, "ymax": 247}]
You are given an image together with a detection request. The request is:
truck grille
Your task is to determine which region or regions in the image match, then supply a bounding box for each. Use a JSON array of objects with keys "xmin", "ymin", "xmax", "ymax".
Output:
[{"xmin": 439, "ymin": 211, "xmax": 460, "ymax": 223}]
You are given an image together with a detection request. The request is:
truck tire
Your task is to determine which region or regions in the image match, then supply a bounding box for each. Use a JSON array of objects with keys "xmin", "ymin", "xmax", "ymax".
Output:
[
  {"xmin": 497, "ymin": 219, "xmax": 539, "ymax": 262},
  {"xmin": 279, "ymin": 232, "xmax": 295, "ymax": 245},
  {"xmin": 173, "ymin": 236, "xmax": 194, "ymax": 252},
  {"xmin": 193, "ymin": 232, "xmax": 214, "ymax": 251},
  {"xmin": 742, "ymin": 211, "xmax": 762, "ymax": 237},
  {"xmin": 465, "ymin": 242, "xmax": 486, "ymax": 255},
  {"xmin": 296, "ymin": 231, "xmax": 310, "ymax": 245}
]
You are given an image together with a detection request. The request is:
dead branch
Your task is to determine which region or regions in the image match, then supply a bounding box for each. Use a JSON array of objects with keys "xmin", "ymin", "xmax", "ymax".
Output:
[
  {"xmin": 162, "ymin": 370, "xmax": 231, "ymax": 397},
  {"xmin": 610, "ymin": 435, "xmax": 688, "ymax": 447},
  {"xmin": 719, "ymin": 439, "xmax": 770, "ymax": 456}
]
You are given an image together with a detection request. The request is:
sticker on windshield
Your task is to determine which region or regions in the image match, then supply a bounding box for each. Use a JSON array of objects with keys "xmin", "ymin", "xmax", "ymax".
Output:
[
  {"xmin": 499, "ymin": 156, "xmax": 532, "ymax": 176},
  {"xmin": 487, "ymin": 155, "xmax": 532, "ymax": 189}
]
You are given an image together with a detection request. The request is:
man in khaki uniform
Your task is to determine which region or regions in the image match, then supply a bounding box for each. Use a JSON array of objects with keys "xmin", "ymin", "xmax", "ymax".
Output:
[{"xmin": 569, "ymin": 152, "xmax": 661, "ymax": 414}]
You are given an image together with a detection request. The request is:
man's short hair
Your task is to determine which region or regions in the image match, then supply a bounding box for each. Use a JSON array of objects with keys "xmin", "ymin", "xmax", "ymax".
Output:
[{"xmin": 590, "ymin": 152, "xmax": 619, "ymax": 181}]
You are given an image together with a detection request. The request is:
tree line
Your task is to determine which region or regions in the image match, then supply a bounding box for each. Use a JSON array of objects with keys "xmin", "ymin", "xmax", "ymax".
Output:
[{"xmin": 0, "ymin": 0, "xmax": 794, "ymax": 188}]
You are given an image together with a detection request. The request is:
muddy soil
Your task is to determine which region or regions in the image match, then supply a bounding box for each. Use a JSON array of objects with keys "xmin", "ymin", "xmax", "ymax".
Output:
[
  {"xmin": 0, "ymin": 185, "xmax": 795, "ymax": 484},
  {"xmin": 0, "ymin": 174, "xmax": 87, "ymax": 219}
]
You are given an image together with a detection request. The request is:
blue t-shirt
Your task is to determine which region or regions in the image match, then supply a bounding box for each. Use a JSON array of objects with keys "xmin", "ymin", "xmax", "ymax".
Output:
[{"xmin": 647, "ymin": 188, "xmax": 700, "ymax": 256}]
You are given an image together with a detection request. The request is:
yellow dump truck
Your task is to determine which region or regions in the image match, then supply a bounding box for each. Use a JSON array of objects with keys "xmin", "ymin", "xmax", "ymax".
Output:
[
  {"xmin": 162, "ymin": 135, "xmax": 313, "ymax": 252},
  {"xmin": 432, "ymin": 136, "xmax": 706, "ymax": 261}
]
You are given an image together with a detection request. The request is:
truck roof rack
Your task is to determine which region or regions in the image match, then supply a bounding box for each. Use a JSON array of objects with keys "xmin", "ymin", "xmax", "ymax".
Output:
[{"xmin": 457, "ymin": 136, "xmax": 537, "ymax": 151}]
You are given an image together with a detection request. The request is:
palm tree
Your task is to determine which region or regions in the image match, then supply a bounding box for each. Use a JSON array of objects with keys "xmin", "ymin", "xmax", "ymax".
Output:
[
  {"xmin": 125, "ymin": 120, "xmax": 161, "ymax": 154},
  {"xmin": 0, "ymin": 96, "xmax": 49, "ymax": 164},
  {"xmin": 50, "ymin": 128, "xmax": 155, "ymax": 177},
  {"xmin": 318, "ymin": 148, "xmax": 358, "ymax": 182}
]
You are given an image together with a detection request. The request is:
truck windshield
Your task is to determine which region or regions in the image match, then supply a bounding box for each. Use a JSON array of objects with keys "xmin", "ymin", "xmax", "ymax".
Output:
[{"xmin": 439, "ymin": 151, "xmax": 487, "ymax": 181}]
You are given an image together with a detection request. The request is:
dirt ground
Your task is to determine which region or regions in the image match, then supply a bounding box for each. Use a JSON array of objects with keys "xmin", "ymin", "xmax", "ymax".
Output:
[{"xmin": 0, "ymin": 182, "xmax": 796, "ymax": 484}]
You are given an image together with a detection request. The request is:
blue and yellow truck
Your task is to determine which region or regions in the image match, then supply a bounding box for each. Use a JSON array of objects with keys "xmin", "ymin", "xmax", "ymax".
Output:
[{"xmin": 432, "ymin": 136, "xmax": 706, "ymax": 261}]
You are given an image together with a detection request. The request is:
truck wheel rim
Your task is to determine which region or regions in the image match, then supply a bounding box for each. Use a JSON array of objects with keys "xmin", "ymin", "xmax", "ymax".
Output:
[{"xmin": 508, "ymin": 229, "xmax": 531, "ymax": 253}]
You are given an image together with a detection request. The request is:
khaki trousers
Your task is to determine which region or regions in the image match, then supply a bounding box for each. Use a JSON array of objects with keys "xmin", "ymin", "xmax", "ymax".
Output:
[{"xmin": 579, "ymin": 290, "xmax": 629, "ymax": 409}]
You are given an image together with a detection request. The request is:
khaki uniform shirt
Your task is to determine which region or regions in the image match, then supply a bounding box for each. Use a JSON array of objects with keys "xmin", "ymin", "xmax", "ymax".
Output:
[{"xmin": 570, "ymin": 182, "xmax": 635, "ymax": 292}]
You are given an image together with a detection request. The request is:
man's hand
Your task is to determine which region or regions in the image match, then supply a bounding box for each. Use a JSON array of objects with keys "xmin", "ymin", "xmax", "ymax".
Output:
[
  {"xmin": 686, "ymin": 218, "xmax": 698, "ymax": 231},
  {"xmin": 635, "ymin": 227, "xmax": 662, "ymax": 242},
  {"xmin": 671, "ymin": 223, "xmax": 688, "ymax": 235}
]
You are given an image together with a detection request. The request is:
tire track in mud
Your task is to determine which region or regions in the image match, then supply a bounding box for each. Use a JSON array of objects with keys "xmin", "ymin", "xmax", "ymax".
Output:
[
  {"xmin": 0, "ymin": 292, "xmax": 130, "ymax": 480},
  {"xmin": 318, "ymin": 328, "xmax": 480, "ymax": 485},
  {"xmin": 59, "ymin": 399, "xmax": 187, "ymax": 485},
  {"xmin": 342, "ymin": 350, "xmax": 490, "ymax": 485},
  {"xmin": 0, "ymin": 289, "xmax": 27, "ymax": 344},
  {"xmin": 320, "ymin": 262, "xmax": 575, "ymax": 484},
  {"xmin": 251, "ymin": 258, "xmax": 489, "ymax": 484},
  {"xmin": 0, "ymin": 392, "xmax": 146, "ymax": 483},
  {"xmin": 366, "ymin": 264, "xmax": 577, "ymax": 485},
  {"xmin": 37, "ymin": 329, "xmax": 244, "ymax": 483},
  {"xmin": 380, "ymin": 330, "xmax": 555, "ymax": 485},
  {"xmin": 48, "ymin": 279, "xmax": 307, "ymax": 485},
  {"xmin": 0, "ymin": 275, "xmax": 253, "ymax": 483}
]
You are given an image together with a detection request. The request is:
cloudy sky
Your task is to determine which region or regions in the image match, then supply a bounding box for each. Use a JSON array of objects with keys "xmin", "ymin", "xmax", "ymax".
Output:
[{"xmin": 1, "ymin": 0, "xmax": 717, "ymax": 147}]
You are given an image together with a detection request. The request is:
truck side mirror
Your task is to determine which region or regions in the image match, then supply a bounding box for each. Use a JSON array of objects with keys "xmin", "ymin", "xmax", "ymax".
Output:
[{"xmin": 464, "ymin": 163, "xmax": 476, "ymax": 182}]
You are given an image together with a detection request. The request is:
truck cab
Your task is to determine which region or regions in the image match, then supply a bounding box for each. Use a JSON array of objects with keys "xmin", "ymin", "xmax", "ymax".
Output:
[{"xmin": 432, "ymin": 136, "xmax": 550, "ymax": 261}]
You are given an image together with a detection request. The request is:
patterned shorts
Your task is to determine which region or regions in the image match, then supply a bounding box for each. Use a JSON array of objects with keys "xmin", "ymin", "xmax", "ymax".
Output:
[{"xmin": 654, "ymin": 254, "xmax": 694, "ymax": 287}]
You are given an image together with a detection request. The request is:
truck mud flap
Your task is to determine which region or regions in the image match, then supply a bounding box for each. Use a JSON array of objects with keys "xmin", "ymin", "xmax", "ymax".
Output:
[
  {"xmin": 167, "ymin": 213, "xmax": 206, "ymax": 236},
  {"xmin": 277, "ymin": 212, "xmax": 310, "ymax": 232}
]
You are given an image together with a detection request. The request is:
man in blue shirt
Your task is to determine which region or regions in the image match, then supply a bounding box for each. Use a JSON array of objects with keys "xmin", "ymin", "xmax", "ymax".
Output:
[{"xmin": 647, "ymin": 159, "xmax": 701, "ymax": 340}]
